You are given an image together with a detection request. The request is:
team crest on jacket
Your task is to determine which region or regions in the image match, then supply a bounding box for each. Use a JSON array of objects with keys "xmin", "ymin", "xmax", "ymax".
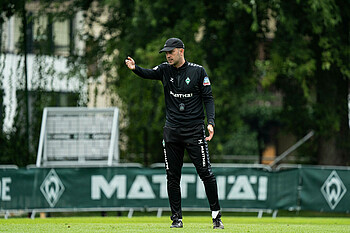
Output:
[
  {"xmin": 185, "ymin": 77, "xmax": 191, "ymax": 85},
  {"xmin": 203, "ymin": 77, "xmax": 211, "ymax": 86}
]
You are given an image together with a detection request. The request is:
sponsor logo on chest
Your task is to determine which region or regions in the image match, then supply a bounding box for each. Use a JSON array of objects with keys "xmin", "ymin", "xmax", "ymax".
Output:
[{"xmin": 170, "ymin": 91, "xmax": 193, "ymax": 98}]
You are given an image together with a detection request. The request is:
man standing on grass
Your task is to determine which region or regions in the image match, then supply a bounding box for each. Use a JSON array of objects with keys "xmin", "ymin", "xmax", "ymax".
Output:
[{"xmin": 125, "ymin": 38, "xmax": 224, "ymax": 229}]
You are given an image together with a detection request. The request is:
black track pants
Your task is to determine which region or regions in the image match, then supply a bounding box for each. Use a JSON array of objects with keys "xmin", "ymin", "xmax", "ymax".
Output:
[{"xmin": 163, "ymin": 124, "xmax": 220, "ymax": 219}]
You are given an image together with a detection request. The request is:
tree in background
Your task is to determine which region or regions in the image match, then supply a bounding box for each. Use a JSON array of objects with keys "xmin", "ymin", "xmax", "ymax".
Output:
[
  {"xmin": 0, "ymin": 1, "xmax": 88, "ymax": 166},
  {"xmin": 266, "ymin": 0, "xmax": 349, "ymax": 165},
  {"xmin": 84, "ymin": 0, "xmax": 275, "ymax": 164},
  {"xmin": 0, "ymin": 0, "xmax": 28, "ymax": 165},
  {"xmin": 92, "ymin": 0, "xmax": 209, "ymax": 165},
  {"xmin": 92, "ymin": 0, "xmax": 349, "ymax": 165},
  {"xmin": 200, "ymin": 0, "xmax": 279, "ymax": 162},
  {"xmin": 1, "ymin": 0, "xmax": 348, "ymax": 166}
]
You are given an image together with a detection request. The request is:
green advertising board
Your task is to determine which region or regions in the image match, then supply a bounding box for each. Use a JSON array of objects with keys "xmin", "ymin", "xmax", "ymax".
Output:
[
  {"xmin": 299, "ymin": 167, "xmax": 349, "ymax": 212},
  {"xmin": 0, "ymin": 165, "xmax": 349, "ymax": 213}
]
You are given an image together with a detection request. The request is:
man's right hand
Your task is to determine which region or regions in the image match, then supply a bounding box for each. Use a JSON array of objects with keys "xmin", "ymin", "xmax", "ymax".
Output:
[{"xmin": 125, "ymin": 56, "xmax": 136, "ymax": 70}]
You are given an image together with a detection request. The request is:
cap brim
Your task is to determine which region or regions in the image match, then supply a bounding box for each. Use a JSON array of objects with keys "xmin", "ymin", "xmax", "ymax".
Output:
[{"xmin": 159, "ymin": 47, "xmax": 176, "ymax": 53}]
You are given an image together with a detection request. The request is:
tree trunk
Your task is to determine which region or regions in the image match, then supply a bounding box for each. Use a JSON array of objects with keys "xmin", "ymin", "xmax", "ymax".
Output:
[
  {"xmin": 316, "ymin": 63, "xmax": 350, "ymax": 165},
  {"xmin": 335, "ymin": 70, "xmax": 350, "ymax": 165},
  {"xmin": 318, "ymin": 137, "xmax": 337, "ymax": 165}
]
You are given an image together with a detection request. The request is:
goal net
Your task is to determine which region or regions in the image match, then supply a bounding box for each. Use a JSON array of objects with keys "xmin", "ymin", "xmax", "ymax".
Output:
[{"xmin": 36, "ymin": 107, "xmax": 119, "ymax": 167}]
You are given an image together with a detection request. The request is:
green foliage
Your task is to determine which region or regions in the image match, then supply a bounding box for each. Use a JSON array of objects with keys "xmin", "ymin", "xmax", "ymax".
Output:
[
  {"xmin": 0, "ymin": 0, "xmax": 24, "ymax": 24},
  {"xmin": 222, "ymin": 125, "xmax": 259, "ymax": 155},
  {"xmin": 2, "ymin": 0, "xmax": 348, "ymax": 166},
  {"xmin": 81, "ymin": 0, "xmax": 212, "ymax": 164},
  {"xmin": 0, "ymin": 2, "xmax": 84, "ymax": 166},
  {"xmin": 266, "ymin": 0, "xmax": 350, "ymax": 164},
  {"xmin": 199, "ymin": 0, "xmax": 275, "ymax": 155},
  {"xmin": 77, "ymin": 0, "xmax": 282, "ymax": 162}
]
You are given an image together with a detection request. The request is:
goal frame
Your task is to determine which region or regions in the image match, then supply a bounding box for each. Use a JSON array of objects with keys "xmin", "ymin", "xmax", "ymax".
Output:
[{"xmin": 36, "ymin": 107, "xmax": 119, "ymax": 167}]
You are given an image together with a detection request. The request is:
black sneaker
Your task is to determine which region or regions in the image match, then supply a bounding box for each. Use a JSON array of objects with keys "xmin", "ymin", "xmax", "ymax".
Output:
[
  {"xmin": 170, "ymin": 214, "xmax": 183, "ymax": 228},
  {"xmin": 213, "ymin": 212, "xmax": 224, "ymax": 229},
  {"xmin": 170, "ymin": 219, "xmax": 183, "ymax": 228}
]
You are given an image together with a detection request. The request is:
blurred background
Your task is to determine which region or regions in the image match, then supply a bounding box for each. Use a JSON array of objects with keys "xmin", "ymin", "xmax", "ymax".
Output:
[{"xmin": 0, "ymin": 0, "xmax": 349, "ymax": 167}]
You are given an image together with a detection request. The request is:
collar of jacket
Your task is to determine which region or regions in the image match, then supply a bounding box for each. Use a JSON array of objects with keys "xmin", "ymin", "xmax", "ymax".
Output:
[{"xmin": 171, "ymin": 60, "xmax": 188, "ymax": 71}]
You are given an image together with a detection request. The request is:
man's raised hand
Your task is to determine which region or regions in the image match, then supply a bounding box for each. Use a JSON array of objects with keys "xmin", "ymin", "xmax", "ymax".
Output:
[{"xmin": 125, "ymin": 56, "xmax": 136, "ymax": 70}]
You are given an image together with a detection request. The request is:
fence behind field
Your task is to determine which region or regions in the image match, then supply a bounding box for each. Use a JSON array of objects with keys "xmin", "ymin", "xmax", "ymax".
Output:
[{"xmin": 0, "ymin": 164, "xmax": 349, "ymax": 217}]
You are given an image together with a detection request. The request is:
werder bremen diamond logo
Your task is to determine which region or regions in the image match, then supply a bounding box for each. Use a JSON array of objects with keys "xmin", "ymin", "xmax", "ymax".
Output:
[
  {"xmin": 321, "ymin": 170, "xmax": 347, "ymax": 210},
  {"xmin": 40, "ymin": 169, "xmax": 65, "ymax": 207}
]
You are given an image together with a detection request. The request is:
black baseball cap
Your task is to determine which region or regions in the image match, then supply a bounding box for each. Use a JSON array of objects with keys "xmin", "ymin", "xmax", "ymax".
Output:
[{"xmin": 159, "ymin": 38, "xmax": 185, "ymax": 53}]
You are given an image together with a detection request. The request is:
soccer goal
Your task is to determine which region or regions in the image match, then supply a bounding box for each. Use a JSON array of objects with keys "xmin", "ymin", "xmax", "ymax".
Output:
[{"xmin": 36, "ymin": 107, "xmax": 119, "ymax": 167}]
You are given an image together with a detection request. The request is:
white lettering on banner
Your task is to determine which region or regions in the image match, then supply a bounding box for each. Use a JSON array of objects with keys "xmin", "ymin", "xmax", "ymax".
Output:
[
  {"xmin": 152, "ymin": 175, "xmax": 167, "ymax": 198},
  {"xmin": 180, "ymin": 175, "xmax": 196, "ymax": 198},
  {"xmin": 0, "ymin": 177, "xmax": 12, "ymax": 201},
  {"xmin": 196, "ymin": 176, "xmax": 226, "ymax": 200},
  {"xmin": 232, "ymin": 175, "xmax": 255, "ymax": 199},
  {"xmin": 250, "ymin": 176, "xmax": 257, "ymax": 184},
  {"xmin": 90, "ymin": 174, "xmax": 268, "ymax": 201},
  {"xmin": 227, "ymin": 175, "xmax": 262, "ymax": 200},
  {"xmin": 91, "ymin": 175, "xmax": 126, "ymax": 199},
  {"xmin": 217, "ymin": 176, "xmax": 227, "ymax": 200},
  {"xmin": 258, "ymin": 177, "xmax": 268, "ymax": 200},
  {"xmin": 127, "ymin": 175, "xmax": 155, "ymax": 199},
  {"xmin": 196, "ymin": 177, "xmax": 206, "ymax": 199}
]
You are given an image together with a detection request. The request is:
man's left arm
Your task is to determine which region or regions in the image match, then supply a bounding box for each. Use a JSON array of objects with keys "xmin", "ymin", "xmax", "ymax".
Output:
[{"xmin": 200, "ymin": 69, "xmax": 215, "ymax": 141}]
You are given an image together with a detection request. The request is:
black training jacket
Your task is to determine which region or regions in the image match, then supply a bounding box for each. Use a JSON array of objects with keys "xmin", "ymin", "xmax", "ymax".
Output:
[{"xmin": 132, "ymin": 61, "xmax": 215, "ymax": 128}]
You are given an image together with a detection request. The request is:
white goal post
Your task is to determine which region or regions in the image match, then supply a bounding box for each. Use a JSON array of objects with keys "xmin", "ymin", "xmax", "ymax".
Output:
[{"xmin": 36, "ymin": 107, "xmax": 119, "ymax": 167}]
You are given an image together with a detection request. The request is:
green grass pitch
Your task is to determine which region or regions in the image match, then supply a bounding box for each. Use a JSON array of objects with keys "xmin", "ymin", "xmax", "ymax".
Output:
[{"xmin": 1, "ymin": 216, "xmax": 350, "ymax": 232}]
